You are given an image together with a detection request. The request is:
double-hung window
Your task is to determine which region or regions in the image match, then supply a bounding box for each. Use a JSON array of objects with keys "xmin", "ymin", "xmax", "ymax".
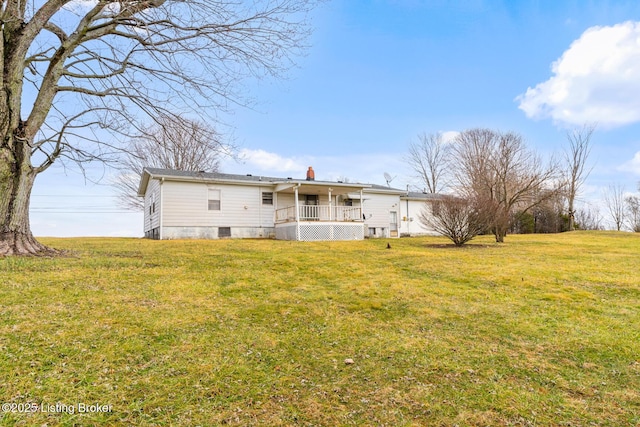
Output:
[
  {"xmin": 208, "ymin": 189, "xmax": 221, "ymax": 211},
  {"xmin": 262, "ymin": 192, "xmax": 274, "ymax": 205}
]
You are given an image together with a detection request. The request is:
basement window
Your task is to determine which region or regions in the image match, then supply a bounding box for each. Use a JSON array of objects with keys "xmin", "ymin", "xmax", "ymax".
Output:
[{"xmin": 218, "ymin": 227, "xmax": 231, "ymax": 238}]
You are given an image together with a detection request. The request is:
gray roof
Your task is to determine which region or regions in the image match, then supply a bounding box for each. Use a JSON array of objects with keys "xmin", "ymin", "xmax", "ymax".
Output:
[
  {"xmin": 142, "ymin": 167, "xmax": 286, "ymax": 183},
  {"xmin": 138, "ymin": 167, "xmax": 407, "ymax": 196},
  {"xmin": 404, "ymin": 191, "xmax": 445, "ymax": 200}
]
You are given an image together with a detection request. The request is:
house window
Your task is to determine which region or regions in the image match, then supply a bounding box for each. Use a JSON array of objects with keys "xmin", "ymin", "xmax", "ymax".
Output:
[
  {"xmin": 262, "ymin": 192, "xmax": 273, "ymax": 205},
  {"xmin": 344, "ymin": 198, "xmax": 353, "ymax": 207},
  {"xmin": 219, "ymin": 227, "xmax": 231, "ymax": 238},
  {"xmin": 208, "ymin": 189, "xmax": 221, "ymax": 211}
]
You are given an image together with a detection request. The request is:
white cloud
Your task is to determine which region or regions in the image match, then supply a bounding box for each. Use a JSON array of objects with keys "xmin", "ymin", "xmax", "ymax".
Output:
[
  {"xmin": 517, "ymin": 21, "xmax": 640, "ymax": 128},
  {"xmin": 236, "ymin": 149, "xmax": 306, "ymax": 174},
  {"xmin": 223, "ymin": 149, "xmax": 407, "ymax": 187},
  {"xmin": 440, "ymin": 131, "xmax": 460, "ymax": 143},
  {"xmin": 63, "ymin": 0, "xmax": 98, "ymax": 13},
  {"xmin": 618, "ymin": 151, "xmax": 640, "ymax": 175}
]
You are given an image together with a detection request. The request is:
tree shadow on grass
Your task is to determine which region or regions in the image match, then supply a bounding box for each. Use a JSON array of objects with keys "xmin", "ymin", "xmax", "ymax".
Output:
[{"xmin": 422, "ymin": 243, "xmax": 500, "ymax": 249}]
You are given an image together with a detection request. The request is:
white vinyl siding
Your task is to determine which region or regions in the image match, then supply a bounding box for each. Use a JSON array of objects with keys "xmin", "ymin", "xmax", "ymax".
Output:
[
  {"xmin": 277, "ymin": 192, "xmax": 295, "ymax": 208},
  {"xmin": 162, "ymin": 181, "xmax": 275, "ymax": 228},
  {"xmin": 399, "ymin": 199, "xmax": 440, "ymax": 236},
  {"xmin": 362, "ymin": 192, "xmax": 400, "ymax": 236},
  {"xmin": 144, "ymin": 179, "xmax": 161, "ymax": 233}
]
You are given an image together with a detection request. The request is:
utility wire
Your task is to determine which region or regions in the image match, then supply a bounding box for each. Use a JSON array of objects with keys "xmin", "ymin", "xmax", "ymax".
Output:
[{"xmin": 31, "ymin": 195, "xmax": 121, "ymax": 197}]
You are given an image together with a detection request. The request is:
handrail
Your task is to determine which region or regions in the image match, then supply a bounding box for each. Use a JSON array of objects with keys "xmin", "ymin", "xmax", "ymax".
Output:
[{"xmin": 275, "ymin": 205, "xmax": 362, "ymax": 223}]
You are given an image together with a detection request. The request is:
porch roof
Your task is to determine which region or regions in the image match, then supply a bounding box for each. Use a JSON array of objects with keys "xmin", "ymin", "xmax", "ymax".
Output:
[{"xmin": 273, "ymin": 180, "xmax": 370, "ymax": 196}]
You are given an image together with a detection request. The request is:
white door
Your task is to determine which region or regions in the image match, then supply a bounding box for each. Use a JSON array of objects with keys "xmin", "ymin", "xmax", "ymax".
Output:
[{"xmin": 390, "ymin": 211, "xmax": 398, "ymax": 237}]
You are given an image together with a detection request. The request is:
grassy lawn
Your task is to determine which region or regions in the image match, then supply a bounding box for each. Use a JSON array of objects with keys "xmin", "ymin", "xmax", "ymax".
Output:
[{"xmin": 0, "ymin": 232, "xmax": 639, "ymax": 426}]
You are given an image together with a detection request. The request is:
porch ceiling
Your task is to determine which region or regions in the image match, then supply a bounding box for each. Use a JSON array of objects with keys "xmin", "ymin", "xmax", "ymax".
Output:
[{"xmin": 274, "ymin": 181, "xmax": 370, "ymax": 195}]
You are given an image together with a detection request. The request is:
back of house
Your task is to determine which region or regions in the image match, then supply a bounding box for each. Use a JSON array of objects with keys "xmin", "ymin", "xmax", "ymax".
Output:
[{"xmin": 137, "ymin": 168, "xmax": 411, "ymax": 241}]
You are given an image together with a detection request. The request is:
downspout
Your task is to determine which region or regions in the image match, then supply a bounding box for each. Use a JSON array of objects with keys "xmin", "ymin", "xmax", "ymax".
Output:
[
  {"xmin": 360, "ymin": 188, "xmax": 365, "ymax": 238},
  {"xmin": 258, "ymin": 186, "xmax": 262, "ymax": 232},
  {"xmin": 159, "ymin": 178, "xmax": 164, "ymax": 240}
]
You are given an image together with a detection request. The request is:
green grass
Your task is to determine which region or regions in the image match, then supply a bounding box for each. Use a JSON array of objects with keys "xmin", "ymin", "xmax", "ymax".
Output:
[{"xmin": 0, "ymin": 232, "xmax": 639, "ymax": 426}]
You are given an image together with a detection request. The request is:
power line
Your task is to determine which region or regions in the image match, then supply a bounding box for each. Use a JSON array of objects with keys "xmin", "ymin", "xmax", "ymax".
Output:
[
  {"xmin": 31, "ymin": 206, "xmax": 130, "ymax": 209},
  {"xmin": 31, "ymin": 195, "xmax": 121, "ymax": 198},
  {"xmin": 30, "ymin": 210, "xmax": 138, "ymax": 214}
]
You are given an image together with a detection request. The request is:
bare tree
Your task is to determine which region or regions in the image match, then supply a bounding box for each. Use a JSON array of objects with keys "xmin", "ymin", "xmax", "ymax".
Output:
[
  {"xmin": 406, "ymin": 132, "xmax": 450, "ymax": 193},
  {"xmin": 513, "ymin": 188, "xmax": 566, "ymax": 234},
  {"xmin": 625, "ymin": 195, "xmax": 640, "ymax": 232},
  {"xmin": 452, "ymin": 128, "xmax": 560, "ymax": 243},
  {"xmin": 574, "ymin": 205, "xmax": 603, "ymax": 230},
  {"xmin": 603, "ymin": 184, "xmax": 626, "ymax": 231},
  {"xmin": 418, "ymin": 195, "xmax": 489, "ymax": 246},
  {"xmin": 114, "ymin": 115, "xmax": 230, "ymax": 210},
  {"xmin": 563, "ymin": 124, "xmax": 595, "ymax": 231},
  {"xmin": 0, "ymin": 0, "xmax": 319, "ymax": 255}
]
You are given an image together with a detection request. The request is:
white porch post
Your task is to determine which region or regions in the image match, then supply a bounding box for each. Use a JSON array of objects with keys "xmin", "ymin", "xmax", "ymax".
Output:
[
  {"xmin": 294, "ymin": 184, "xmax": 300, "ymax": 241},
  {"xmin": 328, "ymin": 188, "xmax": 333, "ymax": 221},
  {"xmin": 360, "ymin": 188, "xmax": 364, "ymax": 221}
]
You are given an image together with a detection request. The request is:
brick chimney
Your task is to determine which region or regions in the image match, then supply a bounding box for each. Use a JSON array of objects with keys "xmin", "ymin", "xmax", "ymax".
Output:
[{"xmin": 306, "ymin": 166, "xmax": 315, "ymax": 181}]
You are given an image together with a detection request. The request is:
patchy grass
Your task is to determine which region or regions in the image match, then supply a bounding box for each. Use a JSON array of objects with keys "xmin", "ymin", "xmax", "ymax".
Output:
[{"xmin": 0, "ymin": 232, "xmax": 639, "ymax": 426}]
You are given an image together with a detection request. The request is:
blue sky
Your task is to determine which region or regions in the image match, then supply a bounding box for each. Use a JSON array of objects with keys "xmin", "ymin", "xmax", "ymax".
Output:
[{"xmin": 31, "ymin": 0, "xmax": 640, "ymax": 236}]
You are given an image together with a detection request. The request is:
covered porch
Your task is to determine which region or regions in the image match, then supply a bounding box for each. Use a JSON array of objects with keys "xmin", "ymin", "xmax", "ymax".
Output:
[
  {"xmin": 275, "ymin": 205, "xmax": 362, "ymax": 222},
  {"xmin": 273, "ymin": 180, "xmax": 370, "ymax": 241}
]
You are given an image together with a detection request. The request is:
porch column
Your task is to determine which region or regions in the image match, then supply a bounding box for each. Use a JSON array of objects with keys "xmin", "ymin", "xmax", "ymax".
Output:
[
  {"xmin": 294, "ymin": 185, "xmax": 300, "ymax": 221},
  {"xmin": 294, "ymin": 184, "xmax": 300, "ymax": 240},
  {"xmin": 328, "ymin": 188, "xmax": 333, "ymax": 221},
  {"xmin": 360, "ymin": 188, "xmax": 364, "ymax": 221}
]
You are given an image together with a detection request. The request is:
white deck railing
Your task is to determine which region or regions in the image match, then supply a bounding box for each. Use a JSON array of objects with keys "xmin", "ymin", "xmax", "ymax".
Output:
[{"xmin": 275, "ymin": 205, "xmax": 362, "ymax": 223}]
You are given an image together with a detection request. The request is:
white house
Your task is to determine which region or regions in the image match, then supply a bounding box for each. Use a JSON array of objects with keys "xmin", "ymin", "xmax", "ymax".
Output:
[
  {"xmin": 137, "ymin": 167, "xmax": 410, "ymax": 241},
  {"xmin": 399, "ymin": 192, "xmax": 443, "ymax": 237}
]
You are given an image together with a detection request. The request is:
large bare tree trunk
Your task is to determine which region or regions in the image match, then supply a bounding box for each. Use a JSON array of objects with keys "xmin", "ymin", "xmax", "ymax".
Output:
[
  {"xmin": 0, "ymin": 0, "xmax": 318, "ymax": 255},
  {"xmin": 0, "ymin": 139, "xmax": 52, "ymax": 256}
]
